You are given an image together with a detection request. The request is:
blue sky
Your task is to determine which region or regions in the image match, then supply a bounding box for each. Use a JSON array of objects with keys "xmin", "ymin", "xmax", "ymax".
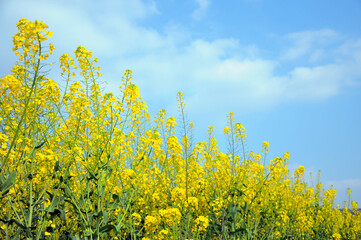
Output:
[{"xmin": 1, "ymin": 0, "xmax": 360, "ymax": 205}]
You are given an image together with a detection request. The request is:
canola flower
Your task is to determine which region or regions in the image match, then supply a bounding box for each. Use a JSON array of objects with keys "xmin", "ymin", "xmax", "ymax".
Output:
[{"xmin": 0, "ymin": 19, "xmax": 360, "ymax": 240}]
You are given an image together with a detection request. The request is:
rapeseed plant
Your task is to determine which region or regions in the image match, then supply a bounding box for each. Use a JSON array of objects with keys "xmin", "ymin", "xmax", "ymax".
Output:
[{"xmin": 0, "ymin": 18, "xmax": 360, "ymax": 239}]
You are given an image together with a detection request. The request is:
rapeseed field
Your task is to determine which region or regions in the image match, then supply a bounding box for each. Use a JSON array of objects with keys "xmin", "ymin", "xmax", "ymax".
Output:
[{"xmin": 0, "ymin": 19, "xmax": 360, "ymax": 239}]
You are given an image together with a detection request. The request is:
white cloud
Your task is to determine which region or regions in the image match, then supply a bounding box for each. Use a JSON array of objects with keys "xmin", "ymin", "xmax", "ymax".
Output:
[
  {"xmin": 282, "ymin": 29, "xmax": 340, "ymax": 61},
  {"xmin": 1, "ymin": 0, "xmax": 361, "ymax": 121},
  {"xmin": 285, "ymin": 64, "xmax": 344, "ymax": 100},
  {"xmin": 338, "ymin": 39, "xmax": 361, "ymax": 64},
  {"xmin": 191, "ymin": 0, "xmax": 210, "ymax": 20},
  {"xmin": 0, "ymin": 0, "xmax": 161, "ymax": 56}
]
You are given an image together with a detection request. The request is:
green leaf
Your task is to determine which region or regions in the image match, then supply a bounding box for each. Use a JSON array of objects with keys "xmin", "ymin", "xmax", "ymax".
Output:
[
  {"xmin": 0, "ymin": 171, "xmax": 16, "ymax": 195},
  {"xmin": 236, "ymin": 188, "xmax": 243, "ymax": 196},
  {"xmin": 99, "ymin": 224, "xmax": 116, "ymax": 233},
  {"xmin": 54, "ymin": 160, "xmax": 61, "ymax": 172},
  {"xmin": 47, "ymin": 195, "xmax": 60, "ymax": 212},
  {"xmin": 230, "ymin": 227, "xmax": 246, "ymax": 235},
  {"xmin": 93, "ymin": 210, "xmax": 104, "ymax": 219},
  {"xmin": 103, "ymin": 210, "xmax": 109, "ymax": 223},
  {"xmin": 112, "ymin": 194, "xmax": 120, "ymax": 202}
]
